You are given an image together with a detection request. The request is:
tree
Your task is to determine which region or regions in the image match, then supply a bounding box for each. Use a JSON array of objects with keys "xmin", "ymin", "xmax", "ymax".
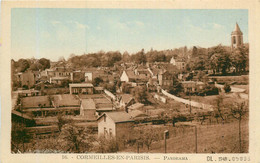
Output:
[
  {"xmin": 95, "ymin": 136, "xmax": 119, "ymax": 153},
  {"xmin": 134, "ymin": 126, "xmax": 160, "ymax": 150},
  {"xmin": 11, "ymin": 123, "xmax": 32, "ymax": 153},
  {"xmin": 58, "ymin": 124, "xmax": 93, "ymax": 153},
  {"xmin": 57, "ymin": 113, "xmax": 72, "ymax": 132},
  {"xmin": 39, "ymin": 58, "xmax": 51, "ymax": 70},
  {"xmin": 133, "ymin": 86, "xmax": 149, "ymax": 104},
  {"xmin": 121, "ymin": 83, "xmax": 131, "ymax": 94},
  {"xmin": 168, "ymin": 76, "xmax": 183, "ymax": 96},
  {"xmin": 47, "ymin": 95, "xmax": 54, "ymax": 107},
  {"xmin": 230, "ymin": 101, "xmax": 248, "ymax": 153},
  {"xmin": 29, "ymin": 62, "xmax": 43, "ymax": 71},
  {"xmin": 209, "ymin": 45, "xmax": 231, "ymax": 75},
  {"xmin": 224, "ymin": 83, "xmax": 231, "ymax": 93},
  {"xmin": 93, "ymin": 77, "xmax": 103, "ymax": 87},
  {"xmin": 192, "ymin": 46, "xmax": 198, "ymax": 57},
  {"xmin": 60, "ymin": 79, "xmax": 70, "ymax": 88},
  {"xmin": 213, "ymin": 95, "xmax": 225, "ymax": 123},
  {"xmin": 230, "ymin": 46, "xmax": 249, "ymax": 74},
  {"xmin": 133, "ymin": 49, "xmax": 146, "ymax": 64},
  {"xmin": 122, "ymin": 51, "xmax": 130, "ymax": 62},
  {"xmin": 17, "ymin": 59, "xmax": 30, "ymax": 72}
]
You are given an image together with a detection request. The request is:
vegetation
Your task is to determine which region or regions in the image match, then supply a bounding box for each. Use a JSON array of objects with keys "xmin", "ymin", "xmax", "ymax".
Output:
[
  {"xmin": 224, "ymin": 83, "xmax": 231, "ymax": 93},
  {"xmin": 12, "ymin": 58, "xmax": 51, "ymax": 73},
  {"xmin": 58, "ymin": 124, "xmax": 94, "ymax": 153},
  {"xmin": 132, "ymin": 86, "xmax": 150, "ymax": 104}
]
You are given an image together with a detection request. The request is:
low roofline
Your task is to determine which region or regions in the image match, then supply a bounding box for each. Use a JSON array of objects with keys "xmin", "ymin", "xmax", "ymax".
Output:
[{"xmin": 96, "ymin": 112, "xmax": 135, "ymax": 123}]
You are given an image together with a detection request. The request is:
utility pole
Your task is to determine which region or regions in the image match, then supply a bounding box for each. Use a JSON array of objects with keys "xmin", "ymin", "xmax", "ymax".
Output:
[
  {"xmin": 195, "ymin": 126, "xmax": 197, "ymax": 153},
  {"xmin": 164, "ymin": 130, "xmax": 169, "ymax": 153},
  {"xmin": 189, "ymin": 88, "xmax": 192, "ymax": 114},
  {"xmin": 137, "ymin": 141, "xmax": 139, "ymax": 153}
]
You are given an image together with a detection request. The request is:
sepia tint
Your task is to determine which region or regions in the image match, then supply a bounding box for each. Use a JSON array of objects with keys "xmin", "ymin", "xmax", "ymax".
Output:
[{"xmin": 10, "ymin": 9, "xmax": 249, "ymax": 154}]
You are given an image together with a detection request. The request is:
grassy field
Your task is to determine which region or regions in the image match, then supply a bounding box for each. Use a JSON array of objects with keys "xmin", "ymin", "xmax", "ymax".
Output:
[
  {"xmin": 208, "ymin": 75, "xmax": 248, "ymax": 85},
  {"xmin": 120, "ymin": 119, "xmax": 249, "ymax": 153}
]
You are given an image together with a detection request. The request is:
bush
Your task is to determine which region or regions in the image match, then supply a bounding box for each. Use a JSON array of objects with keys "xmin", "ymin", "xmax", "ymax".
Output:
[{"xmin": 224, "ymin": 83, "xmax": 231, "ymax": 93}]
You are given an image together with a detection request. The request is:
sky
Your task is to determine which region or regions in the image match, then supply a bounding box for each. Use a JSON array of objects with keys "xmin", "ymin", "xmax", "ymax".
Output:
[{"xmin": 11, "ymin": 9, "xmax": 248, "ymax": 61}]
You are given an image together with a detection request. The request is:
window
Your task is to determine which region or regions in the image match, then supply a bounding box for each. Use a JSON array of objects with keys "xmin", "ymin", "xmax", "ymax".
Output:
[
  {"xmin": 109, "ymin": 128, "xmax": 112, "ymax": 137},
  {"xmin": 104, "ymin": 115, "xmax": 106, "ymax": 122},
  {"xmin": 233, "ymin": 36, "xmax": 236, "ymax": 44}
]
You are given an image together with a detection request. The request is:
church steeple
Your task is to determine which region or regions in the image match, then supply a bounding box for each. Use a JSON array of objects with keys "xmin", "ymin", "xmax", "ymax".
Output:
[{"xmin": 231, "ymin": 22, "xmax": 243, "ymax": 50}]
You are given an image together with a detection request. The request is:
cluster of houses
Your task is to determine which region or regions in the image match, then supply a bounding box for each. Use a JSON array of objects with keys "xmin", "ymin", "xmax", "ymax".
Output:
[
  {"xmin": 12, "ymin": 55, "xmax": 217, "ymax": 140},
  {"xmin": 11, "ymin": 23, "xmax": 247, "ymax": 146}
]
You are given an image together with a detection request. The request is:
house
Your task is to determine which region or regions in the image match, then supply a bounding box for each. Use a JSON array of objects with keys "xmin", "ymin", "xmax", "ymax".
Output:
[
  {"xmin": 84, "ymin": 68, "xmax": 109, "ymax": 83},
  {"xmin": 15, "ymin": 70, "xmax": 36, "ymax": 88},
  {"xmin": 94, "ymin": 97, "xmax": 114, "ymax": 115},
  {"xmin": 50, "ymin": 76, "xmax": 69, "ymax": 84},
  {"xmin": 170, "ymin": 57, "xmax": 176, "ymax": 65},
  {"xmin": 17, "ymin": 89, "xmax": 41, "ymax": 97},
  {"xmin": 134, "ymin": 68, "xmax": 151, "ymax": 78},
  {"xmin": 80, "ymin": 99, "xmax": 96, "ymax": 120},
  {"xmin": 45, "ymin": 67, "xmax": 73, "ymax": 81},
  {"xmin": 69, "ymin": 83, "xmax": 94, "ymax": 94},
  {"xmin": 158, "ymin": 71, "xmax": 174, "ymax": 87},
  {"xmin": 120, "ymin": 70, "xmax": 136, "ymax": 82},
  {"xmin": 85, "ymin": 72, "xmax": 93, "ymax": 82},
  {"xmin": 175, "ymin": 59, "xmax": 186, "ymax": 70},
  {"xmin": 181, "ymin": 81, "xmax": 206, "ymax": 93},
  {"xmin": 97, "ymin": 112, "xmax": 135, "ymax": 139},
  {"xmin": 119, "ymin": 94, "xmax": 135, "ymax": 109}
]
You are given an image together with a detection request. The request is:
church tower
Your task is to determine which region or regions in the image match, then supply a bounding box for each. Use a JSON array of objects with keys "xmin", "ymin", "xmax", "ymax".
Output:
[{"xmin": 231, "ymin": 23, "xmax": 243, "ymax": 50}]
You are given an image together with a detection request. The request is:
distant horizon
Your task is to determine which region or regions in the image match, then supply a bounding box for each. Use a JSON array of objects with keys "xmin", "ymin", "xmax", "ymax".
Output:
[{"xmin": 11, "ymin": 9, "xmax": 248, "ymax": 61}]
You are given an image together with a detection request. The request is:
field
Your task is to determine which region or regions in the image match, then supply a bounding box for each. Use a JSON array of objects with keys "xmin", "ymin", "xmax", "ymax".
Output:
[
  {"xmin": 120, "ymin": 119, "xmax": 249, "ymax": 153},
  {"xmin": 208, "ymin": 75, "xmax": 249, "ymax": 85},
  {"xmin": 22, "ymin": 96, "xmax": 51, "ymax": 108}
]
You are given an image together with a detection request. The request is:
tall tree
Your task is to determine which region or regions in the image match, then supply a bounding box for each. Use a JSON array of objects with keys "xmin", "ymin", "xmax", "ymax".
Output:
[
  {"xmin": 209, "ymin": 45, "xmax": 231, "ymax": 75},
  {"xmin": 39, "ymin": 58, "xmax": 51, "ymax": 70},
  {"xmin": 17, "ymin": 59, "xmax": 30, "ymax": 72},
  {"xmin": 230, "ymin": 46, "xmax": 249, "ymax": 74}
]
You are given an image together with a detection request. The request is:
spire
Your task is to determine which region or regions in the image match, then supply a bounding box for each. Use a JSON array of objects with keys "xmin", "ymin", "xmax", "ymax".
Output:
[
  {"xmin": 232, "ymin": 22, "xmax": 243, "ymax": 35},
  {"xmin": 234, "ymin": 22, "xmax": 241, "ymax": 32}
]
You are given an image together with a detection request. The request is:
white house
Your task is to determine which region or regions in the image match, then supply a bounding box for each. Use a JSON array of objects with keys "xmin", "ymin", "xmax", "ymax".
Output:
[
  {"xmin": 97, "ymin": 112, "xmax": 135, "ymax": 139},
  {"xmin": 170, "ymin": 57, "xmax": 176, "ymax": 66},
  {"xmin": 85, "ymin": 72, "xmax": 93, "ymax": 82},
  {"xmin": 120, "ymin": 70, "xmax": 136, "ymax": 82}
]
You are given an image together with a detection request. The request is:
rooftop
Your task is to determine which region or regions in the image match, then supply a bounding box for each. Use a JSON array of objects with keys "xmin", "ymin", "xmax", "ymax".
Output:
[
  {"xmin": 98, "ymin": 111, "xmax": 134, "ymax": 123},
  {"xmin": 120, "ymin": 94, "xmax": 134, "ymax": 104},
  {"xmin": 128, "ymin": 102, "xmax": 144, "ymax": 110},
  {"xmin": 69, "ymin": 83, "xmax": 94, "ymax": 87},
  {"xmin": 81, "ymin": 99, "xmax": 96, "ymax": 110},
  {"xmin": 53, "ymin": 94, "xmax": 80, "ymax": 107}
]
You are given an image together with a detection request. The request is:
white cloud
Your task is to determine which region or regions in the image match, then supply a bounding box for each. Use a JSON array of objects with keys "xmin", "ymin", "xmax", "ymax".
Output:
[
  {"xmin": 213, "ymin": 23, "xmax": 224, "ymax": 29},
  {"xmin": 74, "ymin": 21, "xmax": 90, "ymax": 29}
]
